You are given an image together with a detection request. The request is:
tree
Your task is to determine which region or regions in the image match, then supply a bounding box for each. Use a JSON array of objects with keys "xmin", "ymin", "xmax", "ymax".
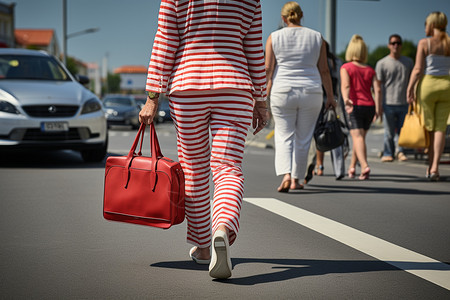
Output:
[
  {"xmin": 105, "ymin": 73, "xmax": 121, "ymax": 94},
  {"xmin": 337, "ymin": 50, "xmax": 345, "ymax": 63},
  {"xmin": 400, "ymin": 40, "xmax": 416, "ymax": 61},
  {"xmin": 65, "ymin": 56, "xmax": 79, "ymax": 77},
  {"xmin": 368, "ymin": 46, "xmax": 389, "ymax": 67}
]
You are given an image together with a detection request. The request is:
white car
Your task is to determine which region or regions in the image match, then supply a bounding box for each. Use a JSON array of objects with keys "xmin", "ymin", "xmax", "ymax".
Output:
[{"xmin": 0, "ymin": 49, "xmax": 107, "ymax": 162}]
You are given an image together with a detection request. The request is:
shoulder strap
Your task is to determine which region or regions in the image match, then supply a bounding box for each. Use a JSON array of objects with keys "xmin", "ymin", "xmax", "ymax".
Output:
[{"xmin": 427, "ymin": 38, "xmax": 431, "ymax": 55}]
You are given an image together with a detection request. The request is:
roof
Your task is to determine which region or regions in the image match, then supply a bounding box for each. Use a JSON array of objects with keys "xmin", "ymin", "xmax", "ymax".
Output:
[
  {"xmin": 114, "ymin": 65, "xmax": 148, "ymax": 74},
  {"xmin": 15, "ymin": 29, "xmax": 55, "ymax": 46}
]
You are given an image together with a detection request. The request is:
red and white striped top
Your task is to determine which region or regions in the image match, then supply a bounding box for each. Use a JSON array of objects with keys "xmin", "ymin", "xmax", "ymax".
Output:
[{"xmin": 146, "ymin": 0, "xmax": 267, "ymax": 101}]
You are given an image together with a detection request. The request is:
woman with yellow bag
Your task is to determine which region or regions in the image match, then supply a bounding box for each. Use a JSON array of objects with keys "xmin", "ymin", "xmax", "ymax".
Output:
[{"xmin": 407, "ymin": 11, "xmax": 450, "ymax": 181}]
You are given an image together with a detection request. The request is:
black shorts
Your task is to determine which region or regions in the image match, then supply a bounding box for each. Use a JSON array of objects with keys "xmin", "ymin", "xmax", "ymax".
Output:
[{"xmin": 347, "ymin": 105, "xmax": 375, "ymax": 130}]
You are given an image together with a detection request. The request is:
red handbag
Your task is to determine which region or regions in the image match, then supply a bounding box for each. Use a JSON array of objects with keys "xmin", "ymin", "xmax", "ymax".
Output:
[{"xmin": 103, "ymin": 123, "xmax": 185, "ymax": 229}]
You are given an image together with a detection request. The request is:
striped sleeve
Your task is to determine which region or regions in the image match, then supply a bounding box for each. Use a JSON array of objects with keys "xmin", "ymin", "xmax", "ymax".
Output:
[
  {"xmin": 243, "ymin": 1, "xmax": 267, "ymax": 101},
  {"xmin": 146, "ymin": 0, "xmax": 267, "ymax": 101},
  {"xmin": 146, "ymin": 0, "xmax": 179, "ymax": 93}
]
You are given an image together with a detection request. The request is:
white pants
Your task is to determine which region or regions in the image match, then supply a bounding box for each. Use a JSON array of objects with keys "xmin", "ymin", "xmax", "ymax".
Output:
[{"xmin": 271, "ymin": 87, "xmax": 322, "ymax": 179}]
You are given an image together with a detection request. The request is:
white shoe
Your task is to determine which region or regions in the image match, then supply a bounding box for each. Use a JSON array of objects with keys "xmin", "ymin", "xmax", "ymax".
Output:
[
  {"xmin": 189, "ymin": 247, "xmax": 211, "ymax": 265},
  {"xmin": 209, "ymin": 230, "xmax": 232, "ymax": 279}
]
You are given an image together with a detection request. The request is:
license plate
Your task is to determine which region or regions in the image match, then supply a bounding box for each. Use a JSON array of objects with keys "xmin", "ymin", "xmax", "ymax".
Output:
[{"xmin": 41, "ymin": 122, "xmax": 69, "ymax": 132}]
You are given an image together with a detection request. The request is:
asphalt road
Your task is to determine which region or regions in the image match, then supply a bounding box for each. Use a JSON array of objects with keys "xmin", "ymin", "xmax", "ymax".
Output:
[{"xmin": 1, "ymin": 122, "xmax": 449, "ymax": 299}]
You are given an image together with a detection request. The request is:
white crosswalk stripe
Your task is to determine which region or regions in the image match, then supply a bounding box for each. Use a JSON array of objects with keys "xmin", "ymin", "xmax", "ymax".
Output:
[{"xmin": 244, "ymin": 197, "xmax": 450, "ymax": 291}]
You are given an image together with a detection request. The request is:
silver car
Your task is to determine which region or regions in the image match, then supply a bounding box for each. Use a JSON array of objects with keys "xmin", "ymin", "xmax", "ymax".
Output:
[{"xmin": 0, "ymin": 49, "xmax": 108, "ymax": 162}]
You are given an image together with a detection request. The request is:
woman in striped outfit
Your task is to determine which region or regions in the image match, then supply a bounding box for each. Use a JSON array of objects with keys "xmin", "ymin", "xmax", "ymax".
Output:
[{"xmin": 139, "ymin": 0, "xmax": 268, "ymax": 279}]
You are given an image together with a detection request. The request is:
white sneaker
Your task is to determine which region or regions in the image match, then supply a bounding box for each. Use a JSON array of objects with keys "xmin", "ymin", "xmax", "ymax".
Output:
[{"xmin": 209, "ymin": 230, "xmax": 232, "ymax": 279}]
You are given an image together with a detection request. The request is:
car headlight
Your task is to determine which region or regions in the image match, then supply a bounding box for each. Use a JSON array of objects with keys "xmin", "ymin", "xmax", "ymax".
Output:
[
  {"xmin": 81, "ymin": 98, "xmax": 102, "ymax": 114},
  {"xmin": 0, "ymin": 100, "xmax": 20, "ymax": 114},
  {"xmin": 105, "ymin": 109, "xmax": 117, "ymax": 117}
]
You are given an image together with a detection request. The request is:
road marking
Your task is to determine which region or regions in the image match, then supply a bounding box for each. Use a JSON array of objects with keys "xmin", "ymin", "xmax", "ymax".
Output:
[{"xmin": 244, "ymin": 197, "xmax": 450, "ymax": 290}]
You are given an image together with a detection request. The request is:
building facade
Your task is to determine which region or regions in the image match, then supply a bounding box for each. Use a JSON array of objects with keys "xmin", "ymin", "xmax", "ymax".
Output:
[
  {"xmin": 15, "ymin": 29, "xmax": 60, "ymax": 57},
  {"xmin": 0, "ymin": 2, "xmax": 15, "ymax": 48}
]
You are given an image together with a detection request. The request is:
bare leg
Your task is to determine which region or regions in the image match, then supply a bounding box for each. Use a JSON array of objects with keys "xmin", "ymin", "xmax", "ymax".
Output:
[
  {"xmin": 315, "ymin": 150, "xmax": 324, "ymax": 175},
  {"xmin": 429, "ymin": 131, "xmax": 445, "ymax": 175},
  {"xmin": 350, "ymin": 128, "xmax": 369, "ymax": 170},
  {"xmin": 348, "ymin": 142, "xmax": 358, "ymax": 178},
  {"xmin": 426, "ymin": 131, "xmax": 435, "ymax": 176},
  {"xmin": 216, "ymin": 225, "xmax": 229, "ymax": 236}
]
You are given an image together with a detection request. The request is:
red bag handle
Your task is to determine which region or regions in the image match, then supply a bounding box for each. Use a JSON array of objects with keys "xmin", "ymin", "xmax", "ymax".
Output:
[
  {"xmin": 124, "ymin": 123, "xmax": 163, "ymax": 189},
  {"xmin": 128, "ymin": 123, "xmax": 163, "ymax": 158}
]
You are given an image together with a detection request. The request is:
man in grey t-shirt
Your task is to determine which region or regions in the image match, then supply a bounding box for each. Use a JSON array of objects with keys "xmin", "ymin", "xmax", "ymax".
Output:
[{"xmin": 375, "ymin": 34, "xmax": 414, "ymax": 162}]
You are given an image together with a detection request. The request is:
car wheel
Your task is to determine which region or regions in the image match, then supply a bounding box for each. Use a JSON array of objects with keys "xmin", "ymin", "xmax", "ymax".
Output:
[{"xmin": 81, "ymin": 137, "xmax": 108, "ymax": 163}]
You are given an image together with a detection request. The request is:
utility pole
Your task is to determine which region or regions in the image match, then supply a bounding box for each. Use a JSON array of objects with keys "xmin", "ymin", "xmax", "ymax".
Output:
[
  {"xmin": 61, "ymin": 0, "xmax": 99, "ymax": 66},
  {"xmin": 324, "ymin": 0, "xmax": 336, "ymax": 53},
  {"xmin": 323, "ymin": 0, "xmax": 379, "ymax": 54},
  {"xmin": 62, "ymin": 0, "xmax": 67, "ymax": 65}
]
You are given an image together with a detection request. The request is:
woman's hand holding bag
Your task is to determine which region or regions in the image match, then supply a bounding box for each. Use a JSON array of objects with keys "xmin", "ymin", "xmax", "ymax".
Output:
[
  {"xmin": 314, "ymin": 105, "xmax": 346, "ymax": 152},
  {"xmin": 398, "ymin": 102, "xmax": 430, "ymax": 149}
]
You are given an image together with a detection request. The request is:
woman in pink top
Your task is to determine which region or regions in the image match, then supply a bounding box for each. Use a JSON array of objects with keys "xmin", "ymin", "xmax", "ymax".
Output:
[
  {"xmin": 139, "ymin": 0, "xmax": 269, "ymax": 279},
  {"xmin": 340, "ymin": 35, "xmax": 382, "ymax": 180}
]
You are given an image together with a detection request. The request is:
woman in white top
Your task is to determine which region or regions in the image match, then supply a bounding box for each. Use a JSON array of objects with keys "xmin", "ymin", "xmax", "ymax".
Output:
[
  {"xmin": 265, "ymin": 1, "xmax": 335, "ymax": 192},
  {"xmin": 406, "ymin": 11, "xmax": 450, "ymax": 181}
]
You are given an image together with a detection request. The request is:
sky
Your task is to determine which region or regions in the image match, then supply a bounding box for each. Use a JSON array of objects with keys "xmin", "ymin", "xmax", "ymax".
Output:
[{"xmin": 8, "ymin": 0, "xmax": 450, "ymax": 72}]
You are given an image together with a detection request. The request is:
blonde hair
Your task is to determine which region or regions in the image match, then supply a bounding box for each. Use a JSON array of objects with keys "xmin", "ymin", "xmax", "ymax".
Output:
[
  {"xmin": 281, "ymin": 1, "xmax": 303, "ymax": 25},
  {"xmin": 426, "ymin": 11, "xmax": 450, "ymax": 55},
  {"xmin": 426, "ymin": 11, "xmax": 447, "ymax": 31},
  {"xmin": 345, "ymin": 34, "xmax": 368, "ymax": 63}
]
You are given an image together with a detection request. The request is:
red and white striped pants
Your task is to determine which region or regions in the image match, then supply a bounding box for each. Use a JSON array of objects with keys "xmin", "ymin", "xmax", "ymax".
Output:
[{"xmin": 169, "ymin": 89, "xmax": 254, "ymax": 247}]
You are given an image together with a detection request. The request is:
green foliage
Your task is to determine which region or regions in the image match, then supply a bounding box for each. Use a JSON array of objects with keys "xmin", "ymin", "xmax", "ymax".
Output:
[
  {"xmin": 65, "ymin": 56, "xmax": 79, "ymax": 77},
  {"xmin": 26, "ymin": 45, "xmax": 40, "ymax": 50},
  {"xmin": 106, "ymin": 73, "xmax": 121, "ymax": 94},
  {"xmin": 368, "ymin": 46, "xmax": 389, "ymax": 67},
  {"xmin": 400, "ymin": 40, "xmax": 416, "ymax": 61},
  {"xmin": 337, "ymin": 49, "xmax": 345, "ymax": 63}
]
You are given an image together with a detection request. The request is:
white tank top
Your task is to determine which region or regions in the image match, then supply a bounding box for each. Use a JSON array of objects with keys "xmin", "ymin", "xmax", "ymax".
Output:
[
  {"xmin": 271, "ymin": 26, "xmax": 323, "ymax": 92},
  {"xmin": 425, "ymin": 38, "xmax": 450, "ymax": 76}
]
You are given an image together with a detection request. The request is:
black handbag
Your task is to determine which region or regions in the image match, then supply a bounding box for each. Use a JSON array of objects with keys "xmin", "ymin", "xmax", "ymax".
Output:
[{"xmin": 314, "ymin": 105, "xmax": 346, "ymax": 152}]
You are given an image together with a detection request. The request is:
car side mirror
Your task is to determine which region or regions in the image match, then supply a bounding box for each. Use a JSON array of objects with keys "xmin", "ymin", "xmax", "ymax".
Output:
[{"xmin": 76, "ymin": 75, "xmax": 90, "ymax": 85}]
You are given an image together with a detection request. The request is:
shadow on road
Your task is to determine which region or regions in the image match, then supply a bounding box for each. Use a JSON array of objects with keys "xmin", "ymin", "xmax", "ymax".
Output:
[
  {"xmin": 298, "ymin": 181, "xmax": 450, "ymax": 196},
  {"xmin": 151, "ymin": 258, "xmax": 449, "ymax": 285},
  {"xmin": 0, "ymin": 150, "xmax": 123, "ymax": 169}
]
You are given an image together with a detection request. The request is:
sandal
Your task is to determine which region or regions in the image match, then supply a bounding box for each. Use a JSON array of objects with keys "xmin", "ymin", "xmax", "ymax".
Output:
[
  {"xmin": 277, "ymin": 180, "xmax": 290, "ymax": 193},
  {"xmin": 291, "ymin": 181, "xmax": 304, "ymax": 190},
  {"xmin": 315, "ymin": 165, "xmax": 324, "ymax": 176},
  {"xmin": 348, "ymin": 167, "xmax": 356, "ymax": 179},
  {"xmin": 359, "ymin": 167, "xmax": 370, "ymax": 180},
  {"xmin": 304, "ymin": 164, "xmax": 315, "ymax": 184},
  {"xmin": 429, "ymin": 173, "xmax": 440, "ymax": 182}
]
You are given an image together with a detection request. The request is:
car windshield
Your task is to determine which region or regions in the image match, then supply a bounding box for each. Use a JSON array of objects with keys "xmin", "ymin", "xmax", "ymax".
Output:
[
  {"xmin": 0, "ymin": 54, "xmax": 71, "ymax": 81},
  {"xmin": 104, "ymin": 97, "xmax": 133, "ymax": 107}
]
